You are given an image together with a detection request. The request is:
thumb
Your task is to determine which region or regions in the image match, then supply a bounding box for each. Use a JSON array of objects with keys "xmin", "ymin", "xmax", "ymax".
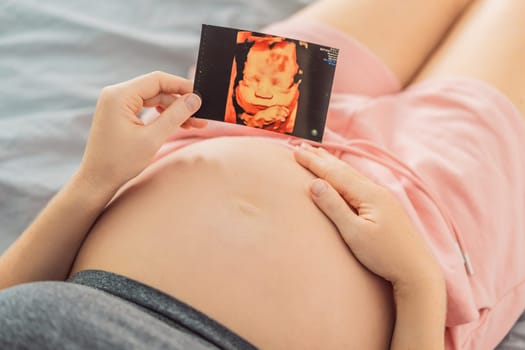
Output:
[
  {"xmin": 150, "ymin": 92, "xmax": 201, "ymax": 137},
  {"xmin": 310, "ymin": 179, "xmax": 360, "ymax": 243}
]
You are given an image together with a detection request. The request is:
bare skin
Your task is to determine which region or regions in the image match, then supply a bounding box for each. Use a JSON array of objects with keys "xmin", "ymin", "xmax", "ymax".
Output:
[
  {"xmin": 295, "ymin": 0, "xmax": 525, "ymax": 116},
  {"xmin": 413, "ymin": 0, "xmax": 525, "ymax": 117},
  {"xmin": 0, "ymin": 72, "xmax": 204, "ymax": 289},
  {"xmin": 292, "ymin": 0, "xmax": 473, "ymax": 86},
  {"xmin": 70, "ymin": 137, "xmax": 395, "ymax": 349}
]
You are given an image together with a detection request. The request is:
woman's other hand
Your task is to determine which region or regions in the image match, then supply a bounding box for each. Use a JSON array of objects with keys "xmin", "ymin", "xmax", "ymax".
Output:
[
  {"xmin": 294, "ymin": 144, "xmax": 444, "ymax": 291},
  {"xmin": 295, "ymin": 144, "xmax": 447, "ymax": 349},
  {"xmin": 79, "ymin": 71, "xmax": 205, "ymax": 192}
]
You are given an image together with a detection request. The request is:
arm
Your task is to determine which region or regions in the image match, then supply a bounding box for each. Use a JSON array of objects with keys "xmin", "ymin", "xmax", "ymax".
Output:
[
  {"xmin": 392, "ymin": 276, "xmax": 446, "ymax": 350},
  {"xmin": 0, "ymin": 71, "xmax": 204, "ymax": 290},
  {"xmin": 0, "ymin": 173, "xmax": 118, "ymax": 289},
  {"xmin": 294, "ymin": 143, "xmax": 446, "ymax": 350}
]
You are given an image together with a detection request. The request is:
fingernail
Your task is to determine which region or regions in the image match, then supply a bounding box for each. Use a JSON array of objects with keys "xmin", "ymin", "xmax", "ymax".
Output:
[
  {"xmin": 311, "ymin": 179, "xmax": 327, "ymax": 196},
  {"xmin": 184, "ymin": 93, "xmax": 201, "ymax": 112},
  {"xmin": 288, "ymin": 138, "xmax": 300, "ymax": 146},
  {"xmin": 300, "ymin": 141, "xmax": 312, "ymax": 149}
]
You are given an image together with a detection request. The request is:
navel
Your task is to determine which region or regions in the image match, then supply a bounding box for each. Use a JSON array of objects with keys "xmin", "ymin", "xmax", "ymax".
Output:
[{"xmin": 235, "ymin": 198, "xmax": 260, "ymax": 216}]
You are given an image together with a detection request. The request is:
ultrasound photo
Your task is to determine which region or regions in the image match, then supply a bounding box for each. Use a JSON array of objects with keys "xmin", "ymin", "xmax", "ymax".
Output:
[{"xmin": 193, "ymin": 24, "xmax": 338, "ymax": 142}]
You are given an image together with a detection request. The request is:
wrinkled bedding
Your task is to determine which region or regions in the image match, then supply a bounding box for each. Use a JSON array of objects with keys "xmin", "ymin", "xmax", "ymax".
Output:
[{"xmin": 0, "ymin": 1, "xmax": 523, "ymax": 348}]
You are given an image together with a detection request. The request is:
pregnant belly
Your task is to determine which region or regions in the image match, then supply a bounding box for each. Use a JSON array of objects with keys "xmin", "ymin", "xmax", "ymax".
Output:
[{"xmin": 70, "ymin": 136, "xmax": 394, "ymax": 349}]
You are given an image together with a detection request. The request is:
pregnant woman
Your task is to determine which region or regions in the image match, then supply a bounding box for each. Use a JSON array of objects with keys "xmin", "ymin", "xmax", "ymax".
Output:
[{"xmin": 1, "ymin": 0, "xmax": 524, "ymax": 349}]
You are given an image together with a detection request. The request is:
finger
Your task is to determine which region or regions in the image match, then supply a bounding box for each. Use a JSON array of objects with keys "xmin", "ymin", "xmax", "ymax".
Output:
[
  {"xmin": 294, "ymin": 146, "xmax": 357, "ymax": 184},
  {"xmin": 303, "ymin": 146, "xmax": 368, "ymax": 181},
  {"xmin": 180, "ymin": 117, "xmax": 208, "ymax": 129},
  {"xmin": 295, "ymin": 144, "xmax": 369, "ymax": 182},
  {"xmin": 149, "ymin": 93, "xmax": 201, "ymax": 138},
  {"xmin": 294, "ymin": 146, "xmax": 371, "ymax": 206},
  {"xmin": 116, "ymin": 71, "xmax": 194, "ymax": 101},
  {"xmin": 143, "ymin": 93, "xmax": 179, "ymax": 109},
  {"xmin": 309, "ymin": 179, "xmax": 362, "ymax": 244},
  {"xmin": 147, "ymin": 95, "xmax": 205, "ymax": 124}
]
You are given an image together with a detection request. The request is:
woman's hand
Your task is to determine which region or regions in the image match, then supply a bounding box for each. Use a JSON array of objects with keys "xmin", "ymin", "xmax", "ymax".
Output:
[
  {"xmin": 295, "ymin": 144, "xmax": 447, "ymax": 349},
  {"xmin": 294, "ymin": 144, "xmax": 443, "ymax": 290},
  {"xmin": 0, "ymin": 72, "xmax": 207, "ymax": 290},
  {"xmin": 78, "ymin": 71, "xmax": 205, "ymax": 192},
  {"xmin": 1, "ymin": 72, "xmax": 207, "ymax": 289}
]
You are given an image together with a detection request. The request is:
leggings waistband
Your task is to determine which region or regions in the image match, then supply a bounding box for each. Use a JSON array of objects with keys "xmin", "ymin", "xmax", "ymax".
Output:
[{"xmin": 67, "ymin": 270, "xmax": 256, "ymax": 350}]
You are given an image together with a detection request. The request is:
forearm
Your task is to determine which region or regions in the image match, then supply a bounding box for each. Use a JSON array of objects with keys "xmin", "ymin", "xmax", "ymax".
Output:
[
  {"xmin": 0, "ymin": 72, "xmax": 201, "ymax": 290},
  {"xmin": 0, "ymin": 172, "xmax": 118, "ymax": 290},
  {"xmin": 390, "ymin": 274, "xmax": 447, "ymax": 350}
]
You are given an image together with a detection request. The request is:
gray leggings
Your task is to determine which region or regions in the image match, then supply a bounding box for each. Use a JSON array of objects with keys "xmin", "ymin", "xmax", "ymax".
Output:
[{"xmin": 0, "ymin": 270, "xmax": 256, "ymax": 349}]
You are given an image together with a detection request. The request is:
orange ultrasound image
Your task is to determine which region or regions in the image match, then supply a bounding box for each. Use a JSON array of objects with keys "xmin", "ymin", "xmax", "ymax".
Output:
[
  {"xmin": 194, "ymin": 25, "xmax": 338, "ymax": 142},
  {"xmin": 224, "ymin": 32, "xmax": 302, "ymax": 133}
]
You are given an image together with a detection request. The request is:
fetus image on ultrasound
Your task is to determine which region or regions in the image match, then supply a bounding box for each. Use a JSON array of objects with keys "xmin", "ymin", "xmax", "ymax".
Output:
[
  {"xmin": 224, "ymin": 32, "xmax": 302, "ymax": 133},
  {"xmin": 193, "ymin": 25, "xmax": 338, "ymax": 142}
]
